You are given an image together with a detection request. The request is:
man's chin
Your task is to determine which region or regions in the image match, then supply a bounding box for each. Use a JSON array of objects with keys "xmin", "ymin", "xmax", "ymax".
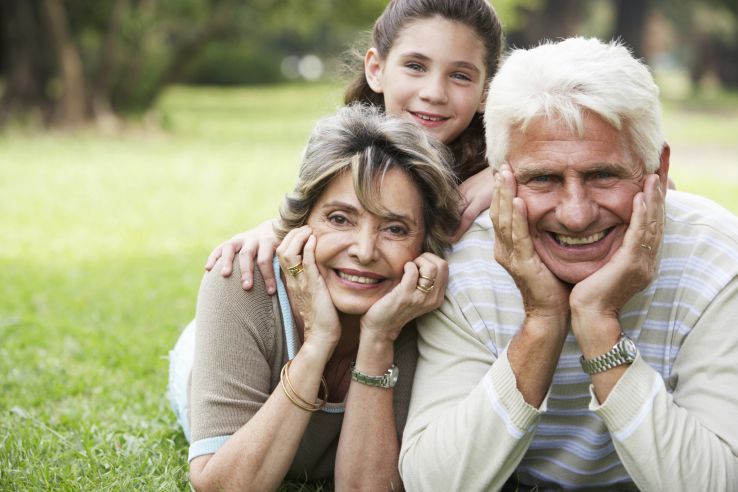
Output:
[{"xmin": 545, "ymin": 261, "xmax": 600, "ymax": 286}]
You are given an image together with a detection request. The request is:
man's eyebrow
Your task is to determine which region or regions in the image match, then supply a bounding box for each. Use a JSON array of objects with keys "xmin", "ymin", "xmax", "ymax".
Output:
[
  {"xmin": 514, "ymin": 161, "xmax": 631, "ymax": 181},
  {"xmin": 513, "ymin": 165, "xmax": 557, "ymax": 182}
]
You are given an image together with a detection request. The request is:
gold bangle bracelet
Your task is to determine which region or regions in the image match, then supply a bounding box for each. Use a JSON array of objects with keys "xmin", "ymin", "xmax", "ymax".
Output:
[{"xmin": 279, "ymin": 360, "xmax": 328, "ymax": 412}]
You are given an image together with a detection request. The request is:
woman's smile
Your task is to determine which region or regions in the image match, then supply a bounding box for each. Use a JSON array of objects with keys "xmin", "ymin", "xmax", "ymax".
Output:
[{"xmin": 306, "ymin": 169, "xmax": 424, "ymax": 315}]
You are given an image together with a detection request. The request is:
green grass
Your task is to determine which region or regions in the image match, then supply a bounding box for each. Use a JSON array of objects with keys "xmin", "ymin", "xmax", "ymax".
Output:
[{"xmin": 1, "ymin": 82, "xmax": 737, "ymax": 491}]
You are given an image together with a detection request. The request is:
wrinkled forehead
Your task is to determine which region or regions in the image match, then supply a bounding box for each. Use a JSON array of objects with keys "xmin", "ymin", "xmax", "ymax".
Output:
[{"xmin": 507, "ymin": 114, "xmax": 642, "ymax": 172}]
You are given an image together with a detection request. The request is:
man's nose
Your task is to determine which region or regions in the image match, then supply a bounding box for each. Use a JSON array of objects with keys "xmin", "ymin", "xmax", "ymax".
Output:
[{"xmin": 555, "ymin": 182, "xmax": 597, "ymax": 232}]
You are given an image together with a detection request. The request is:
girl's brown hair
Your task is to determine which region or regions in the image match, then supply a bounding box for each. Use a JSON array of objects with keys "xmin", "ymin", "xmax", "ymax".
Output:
[{"xmin": 343, "ymin": 0, "xmax": 503, "ymax": 181}]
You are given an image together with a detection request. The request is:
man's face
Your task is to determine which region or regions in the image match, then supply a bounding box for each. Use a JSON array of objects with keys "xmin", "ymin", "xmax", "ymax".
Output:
[{"xmin": 508, "ymin": 113, "xmax": 658, "ymax": 284}]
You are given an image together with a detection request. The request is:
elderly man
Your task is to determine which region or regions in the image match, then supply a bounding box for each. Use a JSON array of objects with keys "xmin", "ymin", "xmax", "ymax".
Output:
[{"xmin": 399, "ymin": 37, "xmax": 738, "ymax": 490}]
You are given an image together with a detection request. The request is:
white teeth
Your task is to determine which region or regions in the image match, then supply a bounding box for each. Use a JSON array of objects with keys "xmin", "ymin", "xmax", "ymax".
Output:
[
  {"xmin": 337, "ymin": 271, "xmax": 380, "ymax": 284},
  {"xmin": 556, "ymin": 231, "xmax": 606, "ymax": 246},
  {"xmin": 416, "ymin": 113, "xmax": 443, "ymax": 122}
]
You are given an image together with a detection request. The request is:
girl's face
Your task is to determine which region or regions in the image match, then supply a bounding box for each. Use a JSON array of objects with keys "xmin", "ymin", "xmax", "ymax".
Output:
[{"xmin": 365, "ymin": 16, "xmax": 487, "ymax": 145}]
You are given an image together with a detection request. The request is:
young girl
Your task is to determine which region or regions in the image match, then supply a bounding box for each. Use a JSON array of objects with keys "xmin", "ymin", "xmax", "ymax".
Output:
[{"xmin": 206, "ymin": 0, "xmax": 504, "ymax": 294}]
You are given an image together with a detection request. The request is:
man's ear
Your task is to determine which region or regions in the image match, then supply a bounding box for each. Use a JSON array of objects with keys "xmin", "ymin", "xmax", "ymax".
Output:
[
  {"xmin": 656, "ymin": 143, "xmax": 671, "ymax": 192},
  {"xmin": 364, "ymin": 48, "xmax": 384, "ymax": 94}
]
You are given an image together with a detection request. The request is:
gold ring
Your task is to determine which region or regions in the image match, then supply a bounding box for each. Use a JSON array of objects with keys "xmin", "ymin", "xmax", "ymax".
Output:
[
  {"xmin": 287, "ymin": 263, "xmax": 304, "ymax": 277},
  {"xmin": 419, "ymin": 274, "xmax": 436, "ymax": 286},
  {"xmin": 416, "ymin": 283, "xmax": 435, "ymax": 294},
  {"xmin": 640, "ymin": 243, "xmax": 652, "ymax": 252}
]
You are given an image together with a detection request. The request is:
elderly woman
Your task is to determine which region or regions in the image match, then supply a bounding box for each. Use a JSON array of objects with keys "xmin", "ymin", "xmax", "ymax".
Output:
[{"xmin": 168, "ymin": 104, "xmax": 461, "ymax": 491}]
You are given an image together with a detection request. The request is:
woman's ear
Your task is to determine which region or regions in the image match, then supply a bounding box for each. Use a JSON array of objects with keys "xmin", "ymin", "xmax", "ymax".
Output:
[{"xmin": 364, "ymin": 48, "xmax": 384, "ymax": 94}]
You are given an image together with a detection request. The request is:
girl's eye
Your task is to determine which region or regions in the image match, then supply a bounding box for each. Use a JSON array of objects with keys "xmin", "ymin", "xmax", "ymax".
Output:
[
  {"xmin": 405, "ymin": 62, "xmax": 425, "ymax": 72},
  {"xmin": 451, "ymin": 72, "xmax": 472, "ymax": 82}
]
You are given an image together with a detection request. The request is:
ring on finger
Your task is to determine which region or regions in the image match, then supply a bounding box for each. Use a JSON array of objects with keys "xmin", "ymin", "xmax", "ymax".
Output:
[
  {"xmin": 418, "ymin": 274, "xmax": 436, "ymax": 286},
  {"xmin": 416, "ymin": 283, "xmax": 435, "ymax": 294},
  {"xmin": 287, "ymin": 263, "xmax": 304, "ymax": 277},
  {"xmin": 640, "ymin": 243, "xmax": 652, "ymax": 252}
]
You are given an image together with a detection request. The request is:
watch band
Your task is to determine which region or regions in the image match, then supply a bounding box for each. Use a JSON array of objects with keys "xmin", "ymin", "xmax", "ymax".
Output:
[
  {"xmin": 350, "ymin": 363, "xmax": 399, "ymax": 389},
  {"xmin": 580, "ymin": 333, "xmax": 638, "ymax": 375}
]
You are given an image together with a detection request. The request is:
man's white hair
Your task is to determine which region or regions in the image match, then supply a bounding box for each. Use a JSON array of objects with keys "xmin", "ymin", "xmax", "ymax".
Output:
[{"xmin": 484, "ymin": 37, "xmax": 665, "ymax": 172}]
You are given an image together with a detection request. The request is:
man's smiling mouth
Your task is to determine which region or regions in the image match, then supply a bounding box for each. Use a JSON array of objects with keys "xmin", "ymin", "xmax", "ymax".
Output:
[{"xmin": 553, "ymin": 228, "xmax": 612, "ymax": 246}]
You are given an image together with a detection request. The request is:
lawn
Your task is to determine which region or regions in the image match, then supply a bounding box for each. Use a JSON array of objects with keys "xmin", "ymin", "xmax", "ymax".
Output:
[{"xmin": 1, "ymin": 83, "xmax": 737, "ymax": 490}]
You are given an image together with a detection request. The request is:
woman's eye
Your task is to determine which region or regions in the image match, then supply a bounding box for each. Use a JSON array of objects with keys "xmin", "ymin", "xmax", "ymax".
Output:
[
  {"xmin": 405, "ymin": 62, "xmax": 424, "ymax": 72},
  {"xmin": 328, "ymin": 214, "xmax": 349, "ymax": 226},
  {"xmin": 386, "ymin": 225, "xmax": 408, "ymax": 236}
]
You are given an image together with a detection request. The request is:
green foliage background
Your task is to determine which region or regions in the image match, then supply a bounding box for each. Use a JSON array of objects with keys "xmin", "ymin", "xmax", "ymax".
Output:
[{"xmin": 1, "ymin": 83, "xmax": 737, "ymax": 490}]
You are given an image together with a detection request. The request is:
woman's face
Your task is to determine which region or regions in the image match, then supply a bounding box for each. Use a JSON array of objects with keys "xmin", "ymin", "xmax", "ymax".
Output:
[
  {"xmin": 365, "ymin": 16, "xmax": 487, "ymax": 145},
  {"xmin": 306, "ymin": 168, "xmax": 425, "ymax": 315}
]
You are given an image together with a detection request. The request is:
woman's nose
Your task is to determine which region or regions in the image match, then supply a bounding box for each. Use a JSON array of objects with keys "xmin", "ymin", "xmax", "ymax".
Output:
[{"xmin": 348, "ymin": 226, "xmax": 379, "ymax": 264}]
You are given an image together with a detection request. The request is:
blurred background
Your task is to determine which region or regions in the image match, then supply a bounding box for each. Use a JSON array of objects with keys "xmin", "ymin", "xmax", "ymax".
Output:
[
  {"xmin": 1, "ymin": 1, "xmax": 737, "ymax": 490},
  {"xmin": 1, "ymin": 0, "xmax": 737, "ymax": 127}
]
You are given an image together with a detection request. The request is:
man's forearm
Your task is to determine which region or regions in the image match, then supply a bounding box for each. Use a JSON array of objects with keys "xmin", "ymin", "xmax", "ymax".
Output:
[{"xmin": 507, "ymin": 314, "xmax": 569, "ymax": 407}]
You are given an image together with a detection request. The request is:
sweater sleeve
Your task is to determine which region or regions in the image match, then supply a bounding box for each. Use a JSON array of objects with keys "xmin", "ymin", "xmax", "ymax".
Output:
[
  {"xmin": 189, "ymin": 256, "xmax": 279, "ymax": 456},
  {"xmin": 593, "ymin": 277, "xmax": 738, "ymax": 490},
  {"xmin": 399, "ymin": 293, "xmax": 543, "ymax": 491}
]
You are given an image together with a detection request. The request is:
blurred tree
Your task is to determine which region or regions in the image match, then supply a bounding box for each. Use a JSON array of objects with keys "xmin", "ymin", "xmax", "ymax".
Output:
[
  {"xmin": 0, "ymin": 0, "xmax": 391, "ymax": 128},
  {"xmin": 0, "ymin": 0, "xmax": 238, "ymax": 128},
  {"xmin": 612, "ymin": 0, "xmax": 651, "ymax": 59},
  {"xmin": 660, "ymin": 0, "xmax": 738, "ymax": 90}
]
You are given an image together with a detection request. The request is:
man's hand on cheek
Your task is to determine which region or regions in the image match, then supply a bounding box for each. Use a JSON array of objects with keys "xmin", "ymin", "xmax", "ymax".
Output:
[
  {"xmin": 490, "ymin": 164, "xmax": 571, "ymax": 320},
  {"xmin": 570, "ymin": 174, "xmax": 665, "ymax": 320}
]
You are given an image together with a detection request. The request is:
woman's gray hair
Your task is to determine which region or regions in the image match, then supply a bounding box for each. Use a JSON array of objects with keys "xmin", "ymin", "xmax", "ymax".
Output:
[
  {"xmin": 275, "ymin": 104, "xmax": 462, "ymax": 256},
  {"xmin": 485, "ymin": 37, "xmax": 665, "ymax": 172}
]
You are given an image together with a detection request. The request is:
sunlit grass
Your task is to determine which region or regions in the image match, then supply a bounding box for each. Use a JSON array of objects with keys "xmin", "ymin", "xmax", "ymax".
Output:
[{"xmin": 0, "ymin": 82, "xmax": 736, "ymax": 490}]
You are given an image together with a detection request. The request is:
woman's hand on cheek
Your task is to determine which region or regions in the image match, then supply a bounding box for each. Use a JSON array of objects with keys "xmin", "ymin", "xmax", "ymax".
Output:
[
  {"xmin": 277, "ymin": 227, "xmax": 341, "ymax": 354},
  {"xmin": 360, "ymin": 252, "xmax": 448, "ymax": 342}
]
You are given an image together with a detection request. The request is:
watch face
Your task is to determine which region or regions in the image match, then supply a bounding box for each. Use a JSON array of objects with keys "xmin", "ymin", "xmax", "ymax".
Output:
[
  {"xmin": 388, "ymin": 366, "xmax": 399, "ymax": 387},
  {"xmin": 621, "ymin": 337, "xmax": 638, "ymax": 359}
]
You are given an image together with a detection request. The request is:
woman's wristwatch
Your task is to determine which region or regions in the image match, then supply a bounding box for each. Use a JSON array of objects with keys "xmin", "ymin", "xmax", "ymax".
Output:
[{"xmin": 350, "ymin": 363, "xmax": 399, "ymax": 388}]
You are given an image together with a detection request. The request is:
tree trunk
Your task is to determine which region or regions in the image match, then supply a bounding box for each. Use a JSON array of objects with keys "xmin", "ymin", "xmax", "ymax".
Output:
[
  {"xmin": 0, "ymin": 1, "xmax": 51, "ymax": 124},
  {"xmin": 509, "ymin": 0, "xmax": 585, "ymax": 48},
  {"xmin": 131, "ymin": 1, "xmax": 236, "ymax": 111},
  {"xmin": 613, "ymin": 0, "xmax": 651, "ymax": 59},
  {"xmin": 91, "ymin": 0, "xmax": 129, "ymax": 130},
  {"xmin": 42, "ymin": 0, "xmax": 89, "ymax": 126}
]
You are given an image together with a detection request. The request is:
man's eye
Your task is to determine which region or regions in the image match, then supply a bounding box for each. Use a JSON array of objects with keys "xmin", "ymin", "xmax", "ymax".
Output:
[
  {"xmin": 531, "ymin": 175, "xmax": 552, "ymax": 183},
  {"xmin": 593, "ymin": 171, "xmax": 614, "ymax": 180}
]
